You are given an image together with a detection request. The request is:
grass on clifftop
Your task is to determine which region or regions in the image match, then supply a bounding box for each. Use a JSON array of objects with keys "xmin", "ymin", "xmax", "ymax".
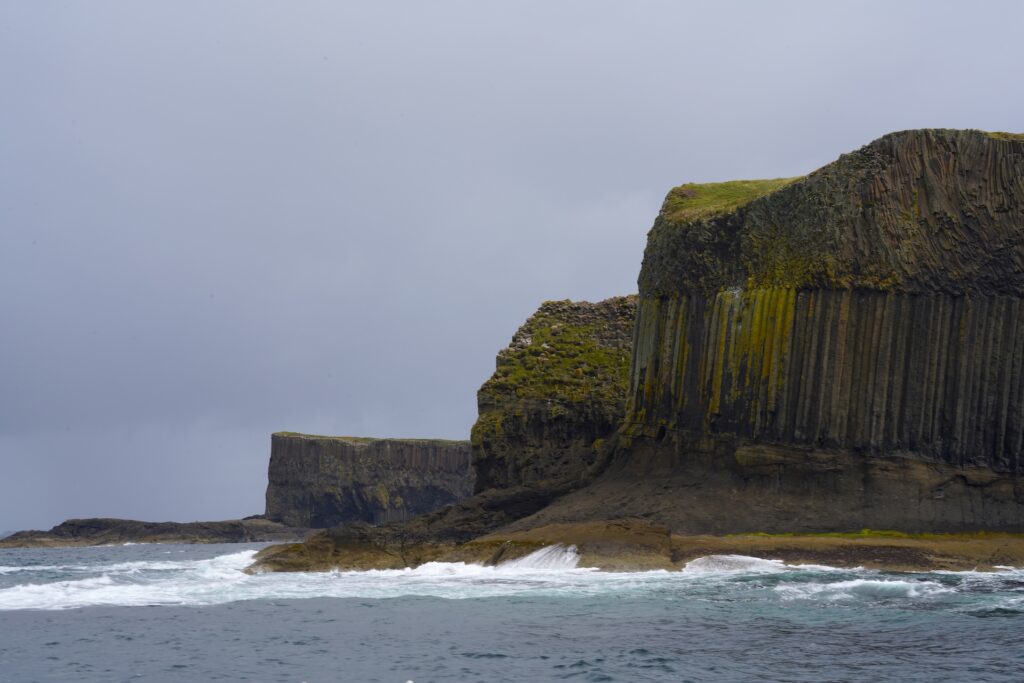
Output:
[
  {"xmin": 730, "ymin": 528, "xmax": 1016, "ymax": 540},
  {"xmin": 662, "ymin": 177, "xmax": 802, "ymax": 223},
  {"xmin": 273, "ymin": 432, "xmax": 467, "ymax": 445},
  {"xmin": 987, "ymin": 131, "xmax": 1024, "ymax": 142}
]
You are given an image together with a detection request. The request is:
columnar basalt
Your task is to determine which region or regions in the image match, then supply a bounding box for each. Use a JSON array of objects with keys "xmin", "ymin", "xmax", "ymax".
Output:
[
  {"xmin": 265, "ymin": 433, "xmax": 473, "ymax": 528},
  {"xmin": 617, "ymin": 129, "xmax": 1024, "ymax": 532},
  {"xmin": 471, "ymin": 296, "xmax": 637, "ymax": 492},
  {"xmin": 249, "ymin": 129, "xmax": 1024, "ymax": 573}
]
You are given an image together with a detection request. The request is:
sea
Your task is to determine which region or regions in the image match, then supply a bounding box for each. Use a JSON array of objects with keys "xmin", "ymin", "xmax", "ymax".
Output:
[{"xmin": 0, "ymin": 543, "xmax": 1022, "ymax": 682}]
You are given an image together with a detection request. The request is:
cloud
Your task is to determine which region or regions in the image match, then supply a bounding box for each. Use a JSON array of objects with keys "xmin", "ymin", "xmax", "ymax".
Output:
[{"xmin": 1, "ymin": 0, "xmax": 1022, "ymax": 529}]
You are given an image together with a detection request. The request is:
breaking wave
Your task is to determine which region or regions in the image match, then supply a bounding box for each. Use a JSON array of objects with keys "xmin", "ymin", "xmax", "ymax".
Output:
[{"xmin": 0, "ymin": 544, "xmax": 1020, "ymax": 612}]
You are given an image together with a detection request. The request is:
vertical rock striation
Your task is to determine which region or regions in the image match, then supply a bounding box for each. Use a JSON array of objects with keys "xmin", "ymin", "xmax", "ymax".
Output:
[
  {"xmin": 265, "ymin": 433, "xmax": 473, "ymax": 528},
  {"xmin": 616, "ymin": 129, "xmax": 1024, "ymax": 532},
  {"xmin": 471, "ymin": 297, "xmax": 638, "ymax": 492}
]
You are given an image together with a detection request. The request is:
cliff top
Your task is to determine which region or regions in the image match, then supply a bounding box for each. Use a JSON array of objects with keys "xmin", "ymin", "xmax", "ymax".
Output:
[
  {"xmin": 640, "ymin": 128, "xmax": 1024, "ymax": 296},
  {"xmin": 272, "ymin": 432, "xmax": 469, "ymax": 446},
  {"xmin": 662, "ymin": 177, "xmax": 802, "ymax": 223},
  {"xmin": 478, "ymin": 296, "xmax": 637, "ymax": 405}
]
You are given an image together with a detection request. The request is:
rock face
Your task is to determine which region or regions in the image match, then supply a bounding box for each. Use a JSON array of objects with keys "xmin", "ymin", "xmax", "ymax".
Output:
[
  {"xmin": 264, "ymin": 433, "xmax": 474, "ymax": 527},
  {"xmin": 0, "ymin": 517, "xmax": 310, "ymax": 548},
  {"xmin": 250, "ymin": 129, "xmax": 1024, "ymax": 573},
  {"xmin": 471, "ymin": 296, "xmax": 637, "ymax": 491},
  {"xmin": 617, "ymin": 129, "xmax": 1024, "ymax": 532}
]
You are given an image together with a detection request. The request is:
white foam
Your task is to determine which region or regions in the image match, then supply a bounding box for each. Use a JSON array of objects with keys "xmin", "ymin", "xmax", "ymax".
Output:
[
  {"xmin": 775, "ymin": 578, "xmax": 955, "ymax": 602},
  {"xmin": 682, "ymin": 554, "xmax": 786, "ymax": 575},
  {"xmin": 0, "ymin": 551, "xmax": 256, "ymax": 610},
  {"xmin": 0, "ymin": 565, "xmax": 62, "ymax": 574},
  {"xmin": 1, "ymin": 546, "xmax": 1016, "ymax": 611},
  {"xmin": 499, "ymin": 544, "xmax": 580, "ymax": 570}
]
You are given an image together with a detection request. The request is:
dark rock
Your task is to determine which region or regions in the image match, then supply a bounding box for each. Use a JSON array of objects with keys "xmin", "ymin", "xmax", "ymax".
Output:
[
  {"xmin": 612, "ymin": 128, "xmax": 1024, "ymax": 532},
  {"xmin": 264, "ymin": 433, "xmax": 473, "ymax": 527},
  {"xmin": 471, "ymin": 296, "xmax": 637, "ymax": 491},
  {"xmin": 252, "ymin": 128, "xmax": 1024, "ymax": 572},
  {"xmin": 250, "ymin": 480, "xmax": 575, "ymax": 571},
  {"xmin": 0, "ymin": 517, "xmax": 311, "ymax": 548}
]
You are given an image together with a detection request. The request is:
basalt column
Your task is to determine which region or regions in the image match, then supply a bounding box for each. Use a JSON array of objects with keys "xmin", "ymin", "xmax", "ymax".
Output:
[{"xmin": 620, "ymin": 129, "xmax": 1024, "ymax": 531}]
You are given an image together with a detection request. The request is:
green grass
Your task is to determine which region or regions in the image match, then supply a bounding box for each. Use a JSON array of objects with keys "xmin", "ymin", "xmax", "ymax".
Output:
[
  {"xmin": 729, "ymin": 528, "xmax": 1017, "ymax": 540},
  {"xmin": 987, "ymin": 131, "xmax": 1024, "ymax": 142},
  {"xmin": 273, "ymin": 432, "xmax": 468, "ymax": 445},
  {"xmin": 662, "ymin": 177, "xmax": 802, "ymax": 223},
  {"xmin": 481, "ymin": 307, "xmax": 632, "ymax": 404}
]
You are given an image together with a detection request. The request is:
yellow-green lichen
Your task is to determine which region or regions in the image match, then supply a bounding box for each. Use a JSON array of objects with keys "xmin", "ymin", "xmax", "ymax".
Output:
[
  {"xmin": 986, "ymin": 131, "xmax": 1024, "ymax": 142},
  {"xmin": 730, "ymin": 529, "xmax": 1019, "ymax": 541},
  {"xmin": 481, "ymin": 312, "xmax": 632, "ymax": 404}
]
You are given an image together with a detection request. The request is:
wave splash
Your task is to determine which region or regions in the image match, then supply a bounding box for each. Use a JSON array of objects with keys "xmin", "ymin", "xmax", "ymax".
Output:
[{"xmin": 0, "ymin": 545, "xmax": 1020, "ymax": 612}]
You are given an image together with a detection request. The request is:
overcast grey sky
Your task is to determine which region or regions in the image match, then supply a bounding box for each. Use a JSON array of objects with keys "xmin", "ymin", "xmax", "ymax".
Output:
[{"xmin": 1, "ymin": 1, "xmax": 1021, "ymax": 530}]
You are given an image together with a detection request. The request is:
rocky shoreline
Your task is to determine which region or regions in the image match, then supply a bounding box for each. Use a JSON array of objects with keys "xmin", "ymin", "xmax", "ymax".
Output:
[
  {"xmin": 248, "ymin": 518, "xmax": 1024, "ymax": 574},
  {"xmin": 0, "ymin": 517, "xmax": 311, "ymax": 548}
]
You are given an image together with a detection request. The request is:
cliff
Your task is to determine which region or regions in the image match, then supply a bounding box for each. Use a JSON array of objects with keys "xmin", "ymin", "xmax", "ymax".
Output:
[
  {"xmin": 264, "ymin": 433, "xmax": 473, "ymax": 527},
  {"xmin": 251, "ymin": 297, "xmax": 638, "ymax": 571},
  {"xmin": 471, "ymin": 297, "xmax": 637, "ymax": 491},
  {"xmin": 578, "ymin": 128, "xmax": 1024, "ymax": 533},
  {"xmin": 250, "ymin": 128, "xmax": 1024, "ymax": 573}
]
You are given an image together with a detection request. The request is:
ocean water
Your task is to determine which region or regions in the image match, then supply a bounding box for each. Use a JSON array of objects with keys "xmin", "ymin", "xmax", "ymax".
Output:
[{"xmin": 0, "ymin": 543, "xmax": 1022, "ymax": 682}]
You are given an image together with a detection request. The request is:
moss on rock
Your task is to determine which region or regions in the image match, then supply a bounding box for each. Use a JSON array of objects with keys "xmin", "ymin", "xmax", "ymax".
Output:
[{"xmin": 471, "ymin": 296, "xmax": 637, "ymax": 492}]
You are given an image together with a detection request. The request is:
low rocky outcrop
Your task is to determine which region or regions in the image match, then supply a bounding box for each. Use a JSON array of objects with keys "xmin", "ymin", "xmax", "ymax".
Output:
[
  {"xmin": 250, "ymin": 480, "xmax": 577, "ymax": 571},
  {"xmin": 265, "ymin": 433, "xmax": 473, "ymax": 527},
  {"xmin": 0, "ymin": 517, "xmax": 310, "ymax": 548},
  {"xmin": 249, "ymin": 515, "xmax": 1024, "ymax": 573},
  {"xmin": 471, "ymin": 296, "xmax": 637, "ymax": 491}
]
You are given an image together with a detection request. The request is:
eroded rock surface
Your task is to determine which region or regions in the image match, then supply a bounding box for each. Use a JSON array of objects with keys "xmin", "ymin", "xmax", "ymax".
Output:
[{"xmin": 471, "ymin": 296, "xmax": 637, "ymax": 491}]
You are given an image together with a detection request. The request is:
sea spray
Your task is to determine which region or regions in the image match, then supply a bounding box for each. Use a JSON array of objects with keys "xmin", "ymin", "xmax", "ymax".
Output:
[
  {"xmin": 499, "ymin": 543, "xmax": 580, "ymax": 570},
  {"xmin": 1, "ymin": 543, "xmax": 1022, "ymax": 612}
]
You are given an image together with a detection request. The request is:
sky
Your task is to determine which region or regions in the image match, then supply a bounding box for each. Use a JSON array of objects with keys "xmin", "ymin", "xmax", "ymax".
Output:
[{"xmin": 1, "ymin": 1, "xmax": 1022, "ymax": 531}]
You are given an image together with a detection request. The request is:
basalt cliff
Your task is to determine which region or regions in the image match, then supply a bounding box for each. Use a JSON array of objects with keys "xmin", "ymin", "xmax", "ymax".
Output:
[
  {"xmin": 265, "ymin": 434, "xmax": 473, "ymax": 527},
  {"xmin": 253, "ymin": 129, "xmax": 1024, "ymax": 573},
  {"xmin": 529, "ymin": 128, "xmax": 1024, "ymax": 534}
]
